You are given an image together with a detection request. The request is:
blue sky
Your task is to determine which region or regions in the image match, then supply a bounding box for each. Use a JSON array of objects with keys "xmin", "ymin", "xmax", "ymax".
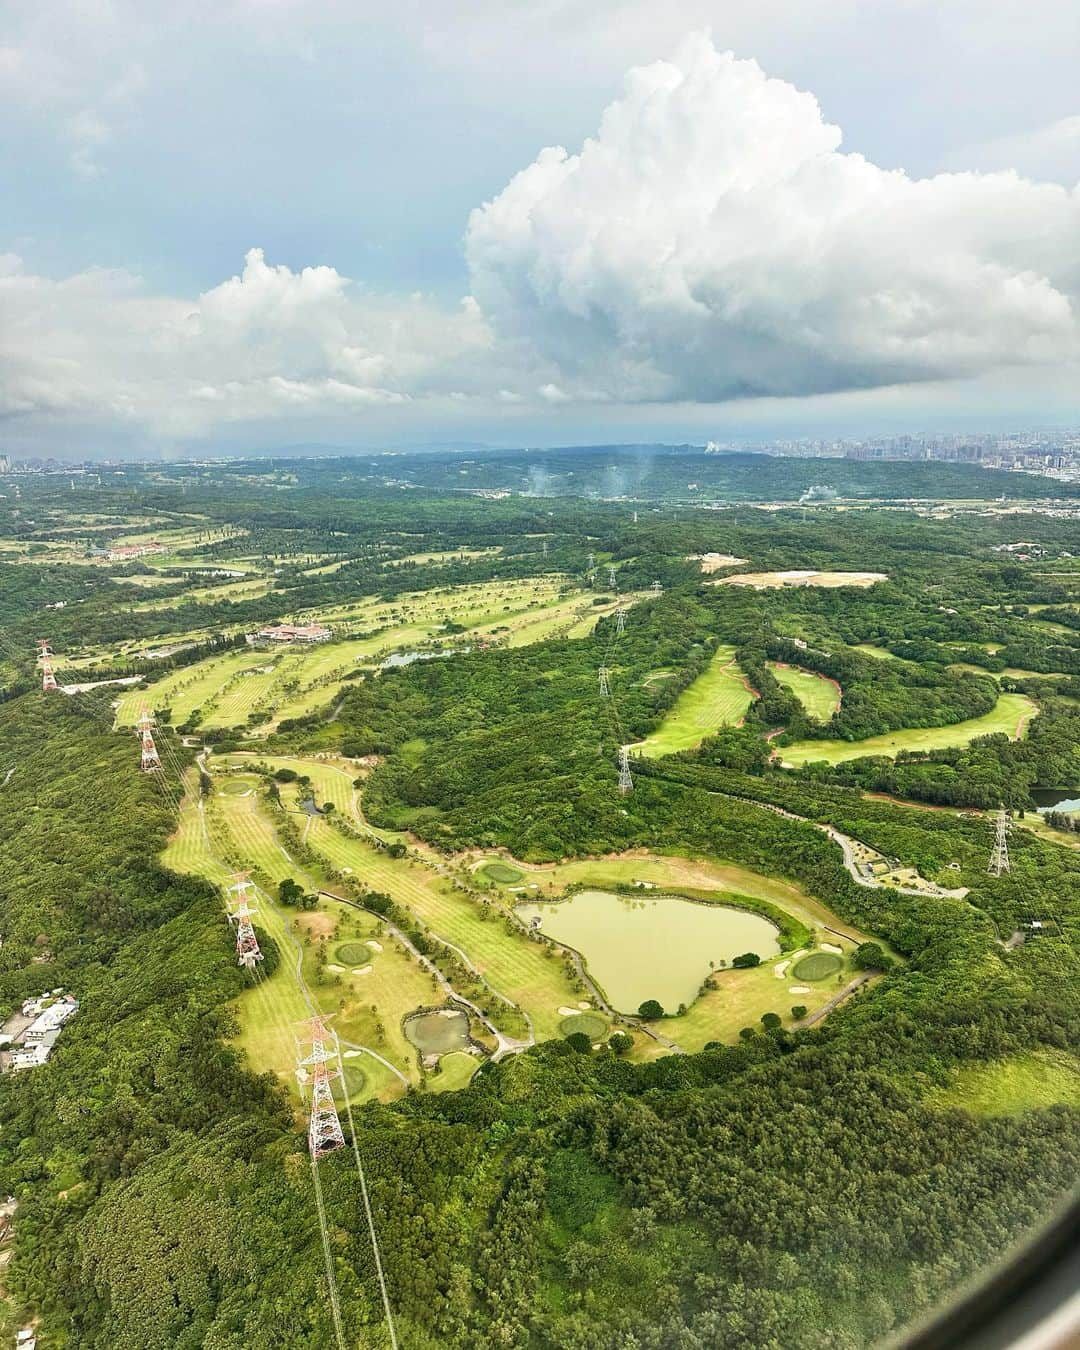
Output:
[{"xmin": 3, "ymin": 1, "xmax": 1079, "ymax": 457}]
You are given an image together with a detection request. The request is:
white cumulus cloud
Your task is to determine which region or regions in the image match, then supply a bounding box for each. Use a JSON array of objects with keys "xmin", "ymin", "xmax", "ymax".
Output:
[
  {"xmin": 466, "ymin": 33, "xmax": 1080, "ymax": 404},
  {"xmin": 0, "ymin": 248, "xmax": 493, "ymax": 440}
]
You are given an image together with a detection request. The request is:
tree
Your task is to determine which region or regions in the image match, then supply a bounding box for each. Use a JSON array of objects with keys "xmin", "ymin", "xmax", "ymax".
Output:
[
  {"xmin": 565, "ymin": 1031, "xmax": 592, "ymax": 1054},
  {"xmin": 609, "ymin": 1031, "xmax": 634, "ymax": 1055},
  {"xmin": 760, "ymin": 1012, "xmax": 781, "ymax": 1030},
  {"xmin": 279, "ymin": 877, "xmax": 304, "ymax": 907},
  {"xmin": 732, "ymin": 952, "xmax": 761, "ymax": 969},
  {"xmin": 852, "ymin": 941, "xmax": 893, "ymax": 972},
  {"xmin": 321, "ymin": 801, "xmax": 335, "ymax": 816},
  {"xmin": 638, "ymin": 999, "xmax": 664, "ymax": 1020},
  {"xmin": 791, "ymin": 1005, "xmax": 808, "ymax": 1020}
]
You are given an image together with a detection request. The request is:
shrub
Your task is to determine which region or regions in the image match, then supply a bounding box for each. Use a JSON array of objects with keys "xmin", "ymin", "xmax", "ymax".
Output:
[
  {"xmin": 732, "ymin": 952, "xmax": 761, "ymax": 969},
  {"xmin": 638, "ymin": 999, "xmax": 664, "ymax": 1020}
]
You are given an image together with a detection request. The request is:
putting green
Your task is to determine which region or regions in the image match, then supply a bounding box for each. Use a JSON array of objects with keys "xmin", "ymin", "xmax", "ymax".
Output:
[
  {"xmin": 478, "ymin": 861, "xmax": 524, "ymax": 885},
  {"xmin": 336, "ymin": 941, "xmax": 375, "ymax": 965},
  {"xmin": 559, "ymin": 1012, "xmax": 608, "ymax": 1040},
  {"xmin": 338, "ymin": 1062, "xmax": 367, "ymax": 1099},
  {"xmin": 792, "ymin": 952, "xmax": 842, "ymax": 981},
  {"xmin": 780, "ymin": 693, "xmax": 1036, "ymax": 766}
]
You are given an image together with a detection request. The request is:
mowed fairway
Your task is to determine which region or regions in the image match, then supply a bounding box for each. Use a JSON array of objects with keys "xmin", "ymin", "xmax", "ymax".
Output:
[
  {"xmin": 780, "ymin": 693, "xmax": 1037, "ymax": 766},
  {"xmin": 301, "ymin": 816, "xmax": 580, "ymax": 1040},
  {"xmin": 637, "ymin": 645, "xmax": 757, "ymax": 757},
  {"xmin": 768, "ymin": 662, "xmax": 841, "ymax": 722}
]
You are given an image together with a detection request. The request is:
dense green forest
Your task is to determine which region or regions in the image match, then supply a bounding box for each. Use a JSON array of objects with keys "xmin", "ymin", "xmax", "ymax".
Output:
[{"xmin": 0, "ymin": 458, "xmax": 1077, "ymax": 1348}]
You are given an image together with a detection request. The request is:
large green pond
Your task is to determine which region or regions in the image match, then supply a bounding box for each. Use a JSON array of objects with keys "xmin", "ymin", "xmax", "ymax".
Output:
[{"xmin": 517, "ymin": 889, "xmax": 781, "ymax": 1014}]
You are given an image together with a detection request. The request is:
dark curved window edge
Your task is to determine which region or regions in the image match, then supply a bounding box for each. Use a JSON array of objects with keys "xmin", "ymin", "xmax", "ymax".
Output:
[{"xmin": 889, "ymin": 1191, "xmax": 1079, "ymax": 1350}]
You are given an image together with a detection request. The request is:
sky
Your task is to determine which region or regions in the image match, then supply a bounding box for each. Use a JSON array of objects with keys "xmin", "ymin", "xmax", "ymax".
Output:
[{"xmin": 2, "ymin": 0, "xmax": 1080, "ymax": 459}]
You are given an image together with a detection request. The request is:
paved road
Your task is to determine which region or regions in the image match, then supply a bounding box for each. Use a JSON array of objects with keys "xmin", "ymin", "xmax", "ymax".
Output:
[{"xmin": 800, "ymin": 972, "xmax": 873, "ymax": 1027}]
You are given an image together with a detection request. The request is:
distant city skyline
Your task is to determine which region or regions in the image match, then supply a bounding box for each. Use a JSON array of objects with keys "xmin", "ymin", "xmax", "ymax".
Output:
[{"xmin": 3, "ymin": 5, "xmax": 1080, "ymax": 458}]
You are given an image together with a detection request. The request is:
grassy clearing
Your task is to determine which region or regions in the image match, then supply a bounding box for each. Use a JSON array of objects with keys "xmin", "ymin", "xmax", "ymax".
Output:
[
  {"xmin": 927, "ymin": 1049, "xmax": 1080, "ymax": 1116},
  {"xmin": 637, "ymin": 645, "xmax": 757, "ymax": 757},
  {"xmin": 780, "ymin": 693, "xmax": 1037, "ymax": 766},
  {"xmin": 854, "ymin": 644, "xmax": 897, "ymax": 660},
  {"xmin": 768, "ymin": 662, "xmax": 841, "ymax": 721}
]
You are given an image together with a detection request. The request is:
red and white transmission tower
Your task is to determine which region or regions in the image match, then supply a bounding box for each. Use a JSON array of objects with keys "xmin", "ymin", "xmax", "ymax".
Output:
[
  {"xmin": 135, "ymin": 707, "xmax": 162, "ymax": 772},
  {"xmin": 296, "ymin": 1016, "xmax": 346, "ymax": 1159},
  {"xmin": 37, "ymin": 640, "xmax": 58, "ymax": 692},
  {"xmin": 226, "ymin": 872, "xmax": 264, "ymax": 970}
]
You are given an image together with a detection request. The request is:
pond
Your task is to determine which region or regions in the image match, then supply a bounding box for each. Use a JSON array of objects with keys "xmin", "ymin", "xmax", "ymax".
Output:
[
  {"xmin": 404, "ymin": 1008, "xmax": 470, "ymax": 1056},
  {"xmin": 516, "ymin": 889, "xmax": 781, "ymax": 1014},
  {"xmin": 1031, "ymin": 788, "xmax": 1080, "ymax": 815},
  {"xmin": 381, "ymin": 647, "xmax": 466, "ymax": 669}
]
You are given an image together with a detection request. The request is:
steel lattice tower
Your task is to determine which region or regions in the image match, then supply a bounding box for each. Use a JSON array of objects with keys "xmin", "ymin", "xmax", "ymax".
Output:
[
  {"xmin": 136, "ymin": 708, "xmax": 162, "ymax": 772},
  {"xmin": 617, "ymin": 745, "xmax": 633, "ymax": 794},
  {"xmin": 650, "ymin": 580, "xmax": 663, "ymax": 595},
  {"xmin": 37, "ymin": 640, "xmax": 58, "ymax": 692},
  {"xmin": 227, "ymin": 873, "xmax": 264, "ymax": 969},
  {"xmin": 586, "ymin": 552, "xmax": 595, "ymax": 571},
  {"xmin": 615, "ymin": 607, "xmax": 626, "ymax": 636},
  {"xmin": 296, "ymin": 1016, "xmax": 346, "ymax": 1159},
  {"xmin": 988, "ymin": 807, "xmax": 1011, "ymax": 876},
  {"xmin": 598, "ymin": 665, "xmax": 611, "ymax": 697},
  {"xmin": 608, "ymin": 565, "xmax": 618, "ymax": 588}
]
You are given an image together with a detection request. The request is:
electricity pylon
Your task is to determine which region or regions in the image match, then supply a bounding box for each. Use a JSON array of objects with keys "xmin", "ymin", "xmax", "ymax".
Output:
[
  {"xmin": 988, "ymin": 807, "xmax": 1011, "ymax": 876},
  {"xmin": 608, "ymin": 565, "xmax": 617, "ymax": 588},
  {"xmin": 650, "ymin": 580, "xmax": 663, "ymax": 595},
  {"xmin": 227, "ymin": 872, "xmax": 264, "ymax": 969},
  {"xmin": 296, "ymin": 1016, "xmax": 346, "ymax": 1159},
  {"xmin": 37, "ymin": 640, "xmax": 58, "ymax": 692},
  {"xmin": 136, "ymin": 708, "xmax": 162, "ymax": 772},
  {"xmin": 587, "ymin": 552, "xmax": 595, "ymax": 571},
  {"xmin": 615, "ymin": 607, "xmax": 626, "ymax": 636},
  {"xmin": 598, "ymin": 666, "xmax": 611, "ymax": 697},
  {"xmin": 617, "ymin": 745, "xmax": 633, "ymax": 794}
]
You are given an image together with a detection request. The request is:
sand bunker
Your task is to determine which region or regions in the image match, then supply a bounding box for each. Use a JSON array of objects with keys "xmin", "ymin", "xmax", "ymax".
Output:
[
  {"xmin": 821, "ymin": 943, "xmax": 844, "ymax": 954},
  {"xmin": 325, "ymin": 963, "xmax": 344, "ymax": 973},
  {"xmin": 558, "ymin": 1006, "xmax": 581, "ymax": 1017},
  {"xmin": 774, "ymin": 959, "xmax": 791, "ymax": 979},
  {"xmin": 789, "ymin": 985, "xmax": 812, "ymax": 994},
  {"xmin": 352, "ymin": 965, "xmax": 373, "ymax": 976},
  {"xmin": 367, "ymin": 939, "xmax": 383, "ymax": 952}
]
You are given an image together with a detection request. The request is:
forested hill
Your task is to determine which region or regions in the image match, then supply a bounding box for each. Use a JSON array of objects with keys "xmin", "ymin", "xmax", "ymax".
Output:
[
  {"xmin": 1, "ymin": 692, "xmax": 1078, "ymax": 1347},
  {"xmin": 0, "ymin": 695, "xmax": 355, "ymax": 1347}
]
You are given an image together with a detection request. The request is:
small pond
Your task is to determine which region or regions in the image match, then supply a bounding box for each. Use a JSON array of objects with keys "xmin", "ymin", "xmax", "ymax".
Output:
[
  {"xmin": 516, "ymin": 889, "xmax": 781, "ymax": 1014},
  {"xmin": 404, "ymin": 1008, "xmax": 470, "ymax": 1055},
  {"xmin": 381, "ymin": 647, "xmax": 466, "ymax": 670},
  {"xmin": 1032, "ymin": 788, "xmax": 1080, "ymax": 815}
]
